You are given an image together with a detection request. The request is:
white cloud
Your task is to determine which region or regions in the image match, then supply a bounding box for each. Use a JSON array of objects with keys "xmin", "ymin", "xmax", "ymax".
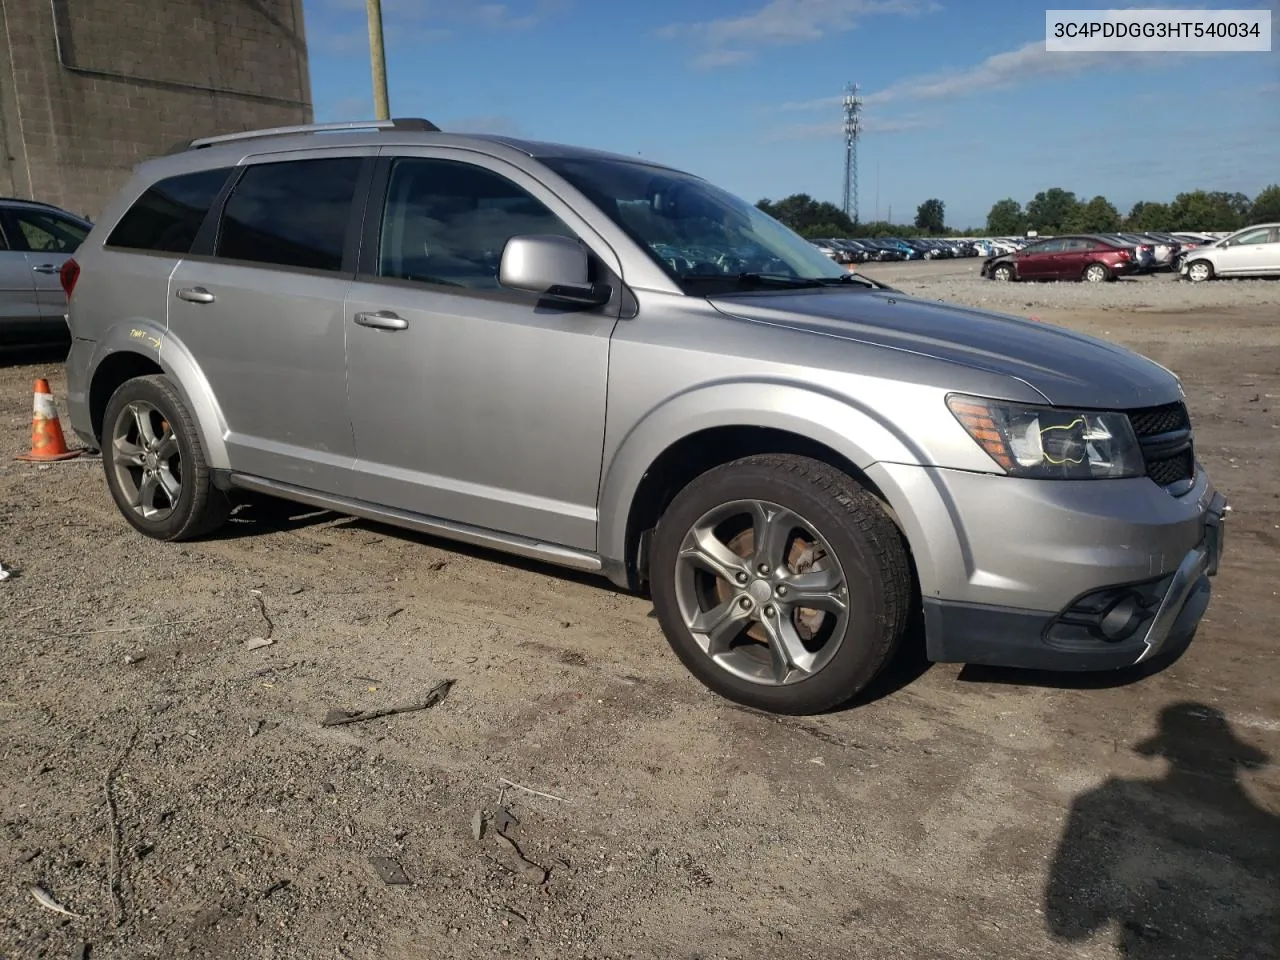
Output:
[
  {"xmin": 693, "ymin": 48, "xmax": 754, "ymax": 70},
  {"xmin": 773, "ymin": 38, "xmax": 1231, "ymax": 112},
  {"xmin": 656, "ymin": 0, "xmax": 939, "ymax": 69}
]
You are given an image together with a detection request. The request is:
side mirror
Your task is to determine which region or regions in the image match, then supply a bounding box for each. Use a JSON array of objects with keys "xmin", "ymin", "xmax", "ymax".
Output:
[{"xmin": 499, "ymin": 235, "xmax": 611, "ymax": 306}]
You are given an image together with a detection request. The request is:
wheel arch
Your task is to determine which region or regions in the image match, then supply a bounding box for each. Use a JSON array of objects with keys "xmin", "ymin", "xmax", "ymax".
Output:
[
  {"xmin": 87, "ymin": 326, "xmax": 230, "ymax": 469},
  {"xmin": 597, "ymin": 384, "xmax": 924, "ymax": 594}
]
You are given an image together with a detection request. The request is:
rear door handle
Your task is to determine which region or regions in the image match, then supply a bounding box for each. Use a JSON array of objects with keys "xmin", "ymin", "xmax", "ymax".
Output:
[
  {"xmin": 176, "ymin": 287, "xmax": 215, "ymax": 304},
  {"xmin": 32, "ymin": 263, "xmax": 60, "ymax": 274},
  {"xmin": 353, "ymin": 310, "xmax": 408, "ymax": 331}
]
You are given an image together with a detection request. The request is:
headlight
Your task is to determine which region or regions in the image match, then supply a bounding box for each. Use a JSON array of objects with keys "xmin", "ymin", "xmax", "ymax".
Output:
[{"xmin": 946, "ymin": 395, "xmax": 1145, "ymax": 479}]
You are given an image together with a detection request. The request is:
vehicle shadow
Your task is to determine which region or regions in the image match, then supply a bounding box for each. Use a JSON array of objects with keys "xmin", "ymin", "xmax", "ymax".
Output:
[
  {"xmin": 1045, "ymin": 702, "xmax": 1278, "ymax": 959},
  {"xmin": 0, "ymin": 342, "xmax": 70, "ymax": 369},
  {"xmin": 955, "ymin": 634, "xmax": 1193, "ymax": 691},
  {"xmin": 212, "ymin": 494, "xmax": 635, "ymax": 596}
]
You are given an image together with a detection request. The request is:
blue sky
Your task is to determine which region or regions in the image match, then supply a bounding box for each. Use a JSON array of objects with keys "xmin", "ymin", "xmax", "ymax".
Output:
[{"xmin": 301, "ymin": 0, "xmax": 1280, "ymax": 228}]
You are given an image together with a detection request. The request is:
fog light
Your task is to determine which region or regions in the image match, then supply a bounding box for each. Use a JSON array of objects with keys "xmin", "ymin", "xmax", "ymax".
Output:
[{"xmin": 1099, "ymin": 595, "xmax": 1148, "ymax": 642}]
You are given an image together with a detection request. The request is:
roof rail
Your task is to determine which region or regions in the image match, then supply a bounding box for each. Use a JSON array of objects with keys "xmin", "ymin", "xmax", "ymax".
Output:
[
  {"xmin": 185, "ymin": 117, "xmax": 440, "ymax": 150},
  {"xmin": 0, "ymin": 196, "xmax": 68, "ymax": 210}
]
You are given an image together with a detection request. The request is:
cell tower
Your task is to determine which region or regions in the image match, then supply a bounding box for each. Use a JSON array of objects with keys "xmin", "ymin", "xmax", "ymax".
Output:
[{"xmin": 841, "ymin": 82, "xmax": 862, "ymax": 223}]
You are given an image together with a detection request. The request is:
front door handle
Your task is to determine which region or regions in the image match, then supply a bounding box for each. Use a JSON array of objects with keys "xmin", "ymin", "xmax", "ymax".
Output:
[
  {"xmin": 31, "ymin": 263, "xmax": 60, "ymax": 275},
  {"xmin": 354, "ymin": 310, "xmax": 408, "ymax": 331},
  {"xmin": 176, "ymin": 287, "xmax": 216, "ymax": 304}
]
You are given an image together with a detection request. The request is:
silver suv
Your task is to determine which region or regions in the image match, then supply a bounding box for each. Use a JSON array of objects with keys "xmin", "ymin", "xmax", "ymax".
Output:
[{"xmin": 63, "ymin": 119, "xmax": 1227, "ymax": 714}]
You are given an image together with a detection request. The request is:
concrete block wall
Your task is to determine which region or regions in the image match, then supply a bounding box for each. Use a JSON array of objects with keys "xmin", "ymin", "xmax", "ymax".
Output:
[{"xmin": 0, "ymin": 0, "xmax": 312, "ymax": 219}]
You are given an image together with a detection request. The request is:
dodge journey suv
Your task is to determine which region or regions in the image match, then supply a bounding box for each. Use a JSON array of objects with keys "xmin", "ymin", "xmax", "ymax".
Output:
[{"xmin": 63, "ymin": 119, "xmax": 1226, "ymax": 714}]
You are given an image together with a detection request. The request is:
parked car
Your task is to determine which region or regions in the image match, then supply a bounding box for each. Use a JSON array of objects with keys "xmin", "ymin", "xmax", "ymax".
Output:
[
  {"xmin": 63, "ymin": 118, "xmax": 1226, "ymax": 714},
  {"xmin": 1097, "ymin": 233, "xmax": 1156, "ymax": 271},
  {"xmin": 981, "ymin": 234, "xmax": 1138, "ymax": 282},
  {"xmin": 0, "ymin": 197, "xmax": 92, "ymax": 344},
  {"xmin": 837, "ymin": 239, "xmax": 875, "ymax": 263},
  {"xmin": 1179, "ymin": 223, "xmax": 1280, "ymax": 282}
]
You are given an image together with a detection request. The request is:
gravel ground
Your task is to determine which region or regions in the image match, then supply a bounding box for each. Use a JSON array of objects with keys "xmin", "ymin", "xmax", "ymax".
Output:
[
  {"xmin": 1, "ymin": 265, "xmax": 1278, "ymax": 960},
  {"xmin": 860, "ymin": 258, "xmax": 1280, "ymax": 313}
]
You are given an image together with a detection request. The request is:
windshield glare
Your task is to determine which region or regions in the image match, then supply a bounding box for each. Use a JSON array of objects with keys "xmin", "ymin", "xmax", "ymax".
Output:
[{"xmin": 543, "ymin": 156, "xmax": 849, "ymax": 290}]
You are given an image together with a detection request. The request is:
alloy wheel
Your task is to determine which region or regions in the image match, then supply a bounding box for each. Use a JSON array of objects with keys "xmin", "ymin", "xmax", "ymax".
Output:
[
  {"xmin": 672, "ymin": 499, "xmax": 850, "ymax": 686},
  {"xmin": 111, "ymin": 400, "xmax": 182, "ymax": 521}
]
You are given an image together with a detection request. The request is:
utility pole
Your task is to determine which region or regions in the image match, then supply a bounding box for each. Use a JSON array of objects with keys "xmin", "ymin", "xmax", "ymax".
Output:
[
  {"xmin": 367, "ymin": 0, "xmax": 390, "ymax": 120},
  {"xmin": 841, "ymin": 83, "xmax": 862, "ymax": 224}
]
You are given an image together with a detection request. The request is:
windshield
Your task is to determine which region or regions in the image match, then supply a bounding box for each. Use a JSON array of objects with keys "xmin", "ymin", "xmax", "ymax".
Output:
[{"xmin": 542, "ymin": 156, "xmax": 849, "ymax": 292}]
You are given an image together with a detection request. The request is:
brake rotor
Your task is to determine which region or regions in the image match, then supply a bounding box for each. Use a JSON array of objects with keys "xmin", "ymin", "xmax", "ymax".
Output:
[{"xmin": 713, "ymin": 527, "xmax": 829, "ymax": 645}]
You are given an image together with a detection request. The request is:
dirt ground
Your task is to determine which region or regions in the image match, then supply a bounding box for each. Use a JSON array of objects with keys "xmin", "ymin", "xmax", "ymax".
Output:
[{"xmin": 1, "ymin": 265, "xmax": 1277, "ymax": 960}]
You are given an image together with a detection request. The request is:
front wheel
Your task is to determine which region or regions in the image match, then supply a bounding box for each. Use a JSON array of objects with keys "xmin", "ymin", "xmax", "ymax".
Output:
[
  {"xmin": 102, "ymin": 374, "xmax": 229, "ymax": 541},
  {"xmin": 992, "ymin": 262, "xmax": 1014, "ymax": 282},
  {"xmin": 1186, "ymin": 260, "xmax": 1214, "ymax": 283},
  {"xmin": 649, "ymin": 455, "xmax": 912, "ymax": 715}
]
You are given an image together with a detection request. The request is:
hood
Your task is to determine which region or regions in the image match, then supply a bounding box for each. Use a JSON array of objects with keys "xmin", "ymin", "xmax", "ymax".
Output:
[{"xmin": 708, "ymin": 289, "xmax": 1181, "ymax": 409}]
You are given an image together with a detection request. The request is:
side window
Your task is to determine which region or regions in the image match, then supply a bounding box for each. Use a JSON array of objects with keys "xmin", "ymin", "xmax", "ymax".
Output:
[
  {"xmin": 106, "ymin": 168, "xmax": 232, "ymax": 254},
  {"xmin": 1232, "ymin": 228, "xmax": 1270, "ymax": 246},
  {"xmin": 216, "ymin": 158, "xmax": 362, "ymax": 272},
  {"xmin": 12, "ymin": 210, "xmax": 88, "ymax": 253},
  {"xmin": 377, "ymin": 157, "xmax": 576, "ymax": 290}
]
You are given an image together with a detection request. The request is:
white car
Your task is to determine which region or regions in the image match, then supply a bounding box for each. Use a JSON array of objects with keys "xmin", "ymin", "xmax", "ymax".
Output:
[{"xmin": 1180, "ymin": 223, "xmax": 1280, "ymax": 282}]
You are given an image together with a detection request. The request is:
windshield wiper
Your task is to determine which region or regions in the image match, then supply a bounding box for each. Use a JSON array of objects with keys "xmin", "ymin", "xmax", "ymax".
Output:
[
  {"xmin": 680, "ymin": 272, "xmax": 824, "ymax": 288},
  {"xmin": 813, "ymin": 272, "xmax": 901, "ymax": 292}
]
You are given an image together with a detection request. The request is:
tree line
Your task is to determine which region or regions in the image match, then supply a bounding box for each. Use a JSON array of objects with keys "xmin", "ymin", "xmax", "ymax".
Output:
[
  {"xmin": 986, "ymin": 186, "xmax": 1280, "ymax": 236},
  {"xmin": 755, "ymin": 195, "xmax": 951, "ymax": 239},
  {"xmin": 756, "ymin": 185, "xmax": 1280, "ymax": 238}
]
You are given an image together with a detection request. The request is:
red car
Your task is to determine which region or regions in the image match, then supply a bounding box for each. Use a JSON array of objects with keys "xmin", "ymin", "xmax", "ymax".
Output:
[{"xmin": 982, "ymin": 235, "xmax": 1138, "ymax": 283}]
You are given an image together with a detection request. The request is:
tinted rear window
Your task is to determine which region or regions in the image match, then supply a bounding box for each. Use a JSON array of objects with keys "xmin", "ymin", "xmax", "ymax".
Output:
[
  {"xmin": 106, "ymin": 168, "xmax": 232, "ymax": 253},
  {"xmin": 215, "ymin": 158, "xmax": 362, "ymax": 272}
]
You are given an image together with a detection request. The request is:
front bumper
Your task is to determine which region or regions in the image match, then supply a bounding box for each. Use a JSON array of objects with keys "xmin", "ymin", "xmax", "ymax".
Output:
[
  {"xmin": 922, "ymin": 490, "xmax": 1227, "ymax": 671},
  {"xmin": 866, "ymin": 461, "xmax": 1227, "ymax": 672}
]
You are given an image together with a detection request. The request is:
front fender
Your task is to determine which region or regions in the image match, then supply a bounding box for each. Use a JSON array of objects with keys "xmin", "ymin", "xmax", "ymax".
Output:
[
  {"xmin": 596, "ymin": 379, "xmax": 928, "ymax": 565},
  {"xmin": 89, "ymin": 320, "xmax": 231, "ymax": 470}
]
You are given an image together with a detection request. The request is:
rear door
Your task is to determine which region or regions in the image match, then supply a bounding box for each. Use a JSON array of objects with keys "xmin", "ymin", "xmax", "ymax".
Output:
[
  {"xmin": 0, "ymin": 216, "xmax": 42, "ymax": 342},
  {"xmin": 1053, "ymin": 238, "xmax": 1093, "ymax": 279},
  {"xmin": 6, "ymin": 207, "xmax": 89, "ymax": 323},
  {"xmin": 167, "ymin": 151, "xmax": 374, "ymax": 493}
]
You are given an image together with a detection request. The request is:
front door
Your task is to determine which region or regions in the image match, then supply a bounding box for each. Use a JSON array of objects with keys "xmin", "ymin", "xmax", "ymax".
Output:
[
  {"xmin": 0, "ymin": 220, "xmax": 41, "ymax": 343},
  {"xmin": 1017, "ymin": 240, "xmax": 1060, "ymax": 279},
  {"xmin": 343, "ymin": 150, "xmax": 621, "ymax": 551},
  {"xmin": 167, "ymin": 152, "xmax": 373, "ymax": 493},
  {"xmin": 1216, "ymin": 226, "xmax": 1273, "ymax": 275}
]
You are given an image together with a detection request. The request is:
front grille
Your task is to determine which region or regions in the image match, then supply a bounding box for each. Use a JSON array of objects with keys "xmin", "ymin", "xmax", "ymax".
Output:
[
  {"xmin": 1128, "ymin": 402, "xmax": 1190, "ymax": 437},
  {"xmin": 1146, "ymin": 449, "xmax": 1195, "ymax": 486},
  {"xmin": 1126, "ymin": 401, "xmax": 1195, "ymax": 488}
]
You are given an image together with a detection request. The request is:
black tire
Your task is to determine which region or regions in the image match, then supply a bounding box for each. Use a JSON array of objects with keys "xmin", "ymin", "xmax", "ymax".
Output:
[
  {"xmin": 1083, "ymin": 262, "xmax": 1110, "ymax": 284},
  {"xmin": 992, "ymin": 262, "xmax": 1014, "ymax": 282},
  {"xmin": 102, "ymin": 374, "xmax": 229, "ymax": 541},
  {"xmin": 1186, "ymin": 259, "xmax": 1214, "ymax": 283},
  {"xmin": 650, "ymin": 454, "xmax": 912, "ymax": 715}
]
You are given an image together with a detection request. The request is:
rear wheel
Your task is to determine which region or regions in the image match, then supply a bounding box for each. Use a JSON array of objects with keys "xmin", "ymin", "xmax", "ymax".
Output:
[
  {"xmin": 992, "ymin": 262, "xmax": 1014, "ymax": 282},
  {"xmin": 1083, "ymin": 262, "xmax": 1110, "ymax": 283},
  {"xmin": 1186, "ymin": 260, "xmax": 1214, "ymax": 283},
  {"xmin": 102, "ymin": 374, "xmax": 229, "ymax": 541},
  {"xmin": 650, "ymin": 455, "xmax": 912, "ymax": 715}
]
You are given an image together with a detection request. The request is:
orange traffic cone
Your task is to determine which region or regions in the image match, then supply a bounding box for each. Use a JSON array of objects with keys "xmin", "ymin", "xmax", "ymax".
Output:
[{"xmin": 16, "ymin": 379, "xmax": 81, "ymax": 462}]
